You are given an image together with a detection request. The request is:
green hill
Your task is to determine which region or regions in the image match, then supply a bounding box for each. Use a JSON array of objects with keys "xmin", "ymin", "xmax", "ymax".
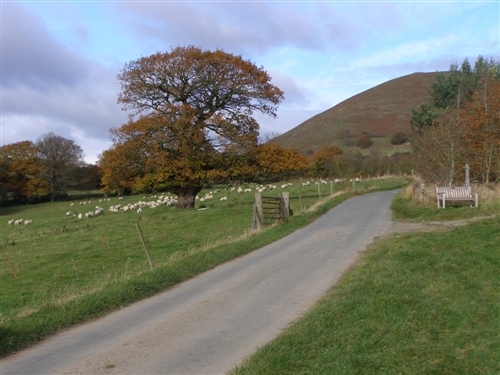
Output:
[{"xmin": 275, "ymin": 72, "xmax": 441, "ymax": 156}]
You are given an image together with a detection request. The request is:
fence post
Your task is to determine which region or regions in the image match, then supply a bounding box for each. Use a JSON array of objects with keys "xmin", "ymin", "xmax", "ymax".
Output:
[
  {"xmin": 464, "ymin": 164, "xmax": 470, "ymax": 187},
  {"xmin": 252, "ymin": 193, "xmax": 263, "ymax": 231},
  {"xmin": 281, "ymin": 192, "xmax": 290, "ymax": 220},
  {"xmin": 135, "ymin": 222, "xmax": 154, "ymax": 270}
]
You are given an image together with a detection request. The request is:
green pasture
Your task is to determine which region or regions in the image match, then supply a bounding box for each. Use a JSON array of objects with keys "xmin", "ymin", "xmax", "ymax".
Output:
[
  {"xmin": 231, "ymin": 188, "xmax": 500, "ymax": 375},
  {"xmin": 0, "ymin": 177, "xmax": 405, "ymax": 356}
]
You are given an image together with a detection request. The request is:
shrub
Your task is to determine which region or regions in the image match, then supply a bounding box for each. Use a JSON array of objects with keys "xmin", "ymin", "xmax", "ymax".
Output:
[
  {"xmin": 355, "ymin": 134, "xmax": 373, "ymax": 149},
  {"xmin": 390, "ymin": 132, "xmax": 408, "ymax": 145}
]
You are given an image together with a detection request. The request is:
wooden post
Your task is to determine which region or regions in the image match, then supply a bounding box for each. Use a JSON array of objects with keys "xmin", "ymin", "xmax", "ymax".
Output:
[
  {"xmin": 330, "ymin": 180, "xmax": 333, "ymax": 196},
  {"xmin": 297, "ymin": 184, "xmax": 303, "ymax": 212},
  {"xmin": 465, "ymin": 163, "xmax": 470, "ymax": 187},
  {"xmin": 253, "ymin": 193, "xmax": 263, "ymax": 231},
  {"xmin": 6, "ymin": 253, "xmax": 18, "ymax": 282},
  {"xmin": 101, "ymin": 232, "xmax": 109, "ymax": 257},
  {"xmin": 419, "ymin": 183, "xmax": 425, "ymax": 201},
  {"xmin": 317, "ymin": 182, "xmax": 322, "ymax": 200},
  {"xmin": 71, "ymin": 259, "xmax": 82, "ymax": 292},
  {"xmin": 135, "ymin": 222, "xmax": 154, "ymax": 270},
  {"xmin": 281, "ymin": 192, "xmax": 290, "ymax": 220}
]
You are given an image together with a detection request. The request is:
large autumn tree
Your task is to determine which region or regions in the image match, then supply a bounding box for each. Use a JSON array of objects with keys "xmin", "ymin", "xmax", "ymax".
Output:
[{"xmin": 101, "ymin": 46, "xmax": 285, "ymax": 208}]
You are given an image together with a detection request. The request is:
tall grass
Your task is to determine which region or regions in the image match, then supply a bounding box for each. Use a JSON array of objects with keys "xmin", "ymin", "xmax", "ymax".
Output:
[
  {"xmin": 0, "ymin": 177, "xmax": 405, "ymax": 356},
  {"xmin": 230, "ymin": 187, "xmax": 500, "ymax": 375}
]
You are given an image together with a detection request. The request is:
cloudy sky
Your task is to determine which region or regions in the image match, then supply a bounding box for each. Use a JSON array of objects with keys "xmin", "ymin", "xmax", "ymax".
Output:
[{"xmin": 2, "ymin": 1, "xmax": 499, "ymax": 163}]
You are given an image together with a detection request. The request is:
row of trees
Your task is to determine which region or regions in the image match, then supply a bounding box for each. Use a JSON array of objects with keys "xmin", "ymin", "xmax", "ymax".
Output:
[
  {"xmin": 0, "ymin": 133, "xmax": 102, "ymax": 205},
  {"xmin": 411, "ymin": 56, "xmax": 500, "ymax": 185}
]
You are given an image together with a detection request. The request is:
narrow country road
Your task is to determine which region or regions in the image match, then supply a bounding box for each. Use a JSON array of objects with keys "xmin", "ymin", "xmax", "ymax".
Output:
[{"xmin": 1, "ymin": 189, "xmax": 399, "ymax": 375}]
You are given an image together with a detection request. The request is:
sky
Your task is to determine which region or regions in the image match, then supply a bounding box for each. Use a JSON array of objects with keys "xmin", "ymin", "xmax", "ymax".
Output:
[{"xmin": 2, "ymin": 0, "xmax": 499, "ymax": 164}]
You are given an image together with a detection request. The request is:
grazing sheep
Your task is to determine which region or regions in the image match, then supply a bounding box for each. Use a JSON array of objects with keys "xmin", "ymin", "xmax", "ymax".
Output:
[
  {"xmin": 8, "ymin": 219, "xmax": 14, "ymax": 225},
  {"xmin": 70, "ymin": 203, "xmax": 74, "ymax": 206},
  {"xmin": 137, "ymin": 208, "xmax": 142, "ymax": 214},
  {"xmin": 14, "ymin": 219, "xmax": 23, "ymax": 225},
  {"xmin": 66, "ymin": 211, "xmax": 72, "ymax": 216},
  {"xmin": 220, "ymin": 196, "xmax": 228, "ymax": 201},
  {"xmin": 24, "ymin": 220, "xmax": 33, "ymax": 225},
  {"xmin": 78, "ymin": 213, "xmax": 83, "ymax": 220}
]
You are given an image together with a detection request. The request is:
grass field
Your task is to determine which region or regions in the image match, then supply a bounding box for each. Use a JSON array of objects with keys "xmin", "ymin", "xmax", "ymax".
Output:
[
  {"xmin": 0, "ymin": 177, "xmax": 405, "ymax": 356},
  {"xmin": 230, "ymin": 186, "xmax": 500, "ymax": 375}
]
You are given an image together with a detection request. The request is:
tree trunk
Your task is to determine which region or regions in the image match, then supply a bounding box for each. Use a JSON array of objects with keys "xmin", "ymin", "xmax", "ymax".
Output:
[{"xmin": 175, "ymin": 186, "xmax": 202, "ymax": 209}]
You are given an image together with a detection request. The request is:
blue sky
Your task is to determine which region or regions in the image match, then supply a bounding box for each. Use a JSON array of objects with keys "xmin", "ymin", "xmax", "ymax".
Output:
[{"xmin": 2, "ymin": 0, "xmax": 499, "ymax": 163}]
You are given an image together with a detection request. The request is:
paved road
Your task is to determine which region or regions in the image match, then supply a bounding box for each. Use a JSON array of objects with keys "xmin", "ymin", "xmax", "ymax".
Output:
[{"xmin": 1, "ymin": 189, "xmax": 399, "ymax": 375}]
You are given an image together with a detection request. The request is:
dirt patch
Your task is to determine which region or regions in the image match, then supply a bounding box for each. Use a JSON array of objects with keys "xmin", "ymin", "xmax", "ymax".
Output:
[{"xmin": 390, "ymin": 215, "xmax": 498, "ymax": 234}]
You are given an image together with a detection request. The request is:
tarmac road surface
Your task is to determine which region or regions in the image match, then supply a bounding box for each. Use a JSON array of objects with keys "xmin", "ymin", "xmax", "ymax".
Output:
[{"xmin": 1, "ymin": 189, "xmax": 399, "ymax": 375}]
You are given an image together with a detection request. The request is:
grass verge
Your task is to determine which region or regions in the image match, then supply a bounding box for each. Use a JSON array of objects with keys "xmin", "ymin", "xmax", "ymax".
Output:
[{"xmin": 230, "ymin": 191, "xmax": 500, "ymax": 375}]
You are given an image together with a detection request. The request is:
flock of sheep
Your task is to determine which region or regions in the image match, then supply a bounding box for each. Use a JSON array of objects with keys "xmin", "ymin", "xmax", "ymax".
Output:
[
  {"xmin": 7, "ymin": 219, "xmax": 33, "ymax": 226},
  {"xmin": 5, "ymin": 179, "xmax": 351, "ymax": 227}
]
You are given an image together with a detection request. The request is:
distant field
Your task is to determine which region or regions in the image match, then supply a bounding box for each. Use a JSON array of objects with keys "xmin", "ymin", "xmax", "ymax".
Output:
[{"xmin": 0, "ymin": 177, "xmax": 405, "ymax": 356}]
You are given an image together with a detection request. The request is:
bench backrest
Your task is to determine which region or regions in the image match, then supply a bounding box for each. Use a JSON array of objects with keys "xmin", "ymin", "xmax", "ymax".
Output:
[{"xmin": 435, "ymin": 186, "xmax": 472, "ymax": 198}]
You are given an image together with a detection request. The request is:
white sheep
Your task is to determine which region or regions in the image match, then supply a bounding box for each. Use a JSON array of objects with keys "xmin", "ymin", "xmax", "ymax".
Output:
[
  {"xmin": 66, "ymin": 211, "xmax": 72, "ymax": 216},
  {"xmin": 8, "ymin": 219, "xmax": 14, "ymax": 225},
  {"xmin": 137, "ymin": 208, "xmax": 142, "ymax": 214},
  {"xmin": 78, "ymin": 213, "xmax": 83, "ymax": 220},
  {"xmin": 24, "ymin": 220, "xmax": 33, "ymax": 225},
  {"xmin": 14, "ymin": 219, "xmax": 23, "ymax": 225}
]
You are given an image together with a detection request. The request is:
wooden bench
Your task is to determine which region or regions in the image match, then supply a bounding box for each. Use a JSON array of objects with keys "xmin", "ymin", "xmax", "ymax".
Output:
[{"xmin": 436, "ymin": 186, "xmax": 478, "ymax": 209}]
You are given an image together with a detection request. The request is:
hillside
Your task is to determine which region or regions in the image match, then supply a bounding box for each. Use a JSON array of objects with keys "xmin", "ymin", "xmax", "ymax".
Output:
[{"xmin": 275, "ymin": 72, "xmax": 441, "ymax": 155}]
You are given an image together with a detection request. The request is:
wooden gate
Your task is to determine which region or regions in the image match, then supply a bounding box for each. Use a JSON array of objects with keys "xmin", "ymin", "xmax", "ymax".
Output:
[
  {"xmin": 252, "ymin": 192, "xmax": 290, "ymax": 231},
  {"xmin": 262, "ymin": 196, "xmax": 283, "ymax": 226}
]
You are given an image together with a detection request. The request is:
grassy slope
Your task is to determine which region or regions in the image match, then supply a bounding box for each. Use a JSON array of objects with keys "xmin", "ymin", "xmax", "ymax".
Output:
[
  {"xmin": 275, "ymin": 72, "xmax": 440, "ymax": 155},
  {"xmin": 0, "ymin": 178, "xmax": 404, "ymax": 356},
  {"xmin": 230, "ymin": 194, "xmax": 500, "ymax": 375}
]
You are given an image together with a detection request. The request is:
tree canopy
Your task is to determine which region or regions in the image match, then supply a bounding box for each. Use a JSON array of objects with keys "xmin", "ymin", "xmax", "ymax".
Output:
[
  {"xmin": 411, "ymin": 56, "xmax": 500, "ymax": 184},
  {"xmin": 101, "ymin": 46, "xmax": 299, "ymax": 208},
  {"xmin": 411, "ymin": 56, "xmax": 500, "ymax": 132},
  {"xmin": 0, "ymin": 141, "xmax": 48, "ymax": 204},
  {"xmin": 310, "ymin": 145, "xmax": 343, "ymax": 177},
  {"xmin": 36, "ymin": 132, "xmax": 85, "ymax": 201}
]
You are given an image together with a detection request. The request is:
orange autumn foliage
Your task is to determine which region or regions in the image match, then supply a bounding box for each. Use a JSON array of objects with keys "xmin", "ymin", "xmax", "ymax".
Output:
[
  {"xmin": 0, "ymin": 141, "xmax": 49, "ymax": 203},
  {"xmin": 461, "ymin": 79, "xmax": 500, "ymax": 182}
]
